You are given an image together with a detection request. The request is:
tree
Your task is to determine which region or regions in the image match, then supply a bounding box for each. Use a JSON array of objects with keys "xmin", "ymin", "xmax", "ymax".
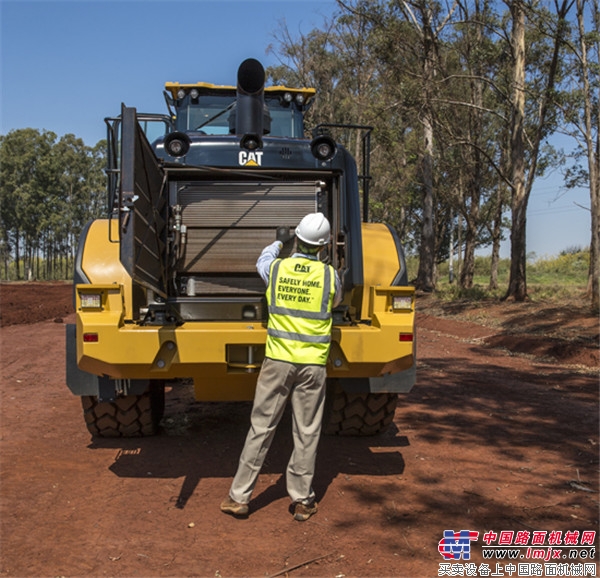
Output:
[
  {"xmin": 443, "ymin": 0, "xmax": 506, "ymax": 289},
  {"xmin": 0, "ymin": 129, "xmax": 106, "ymax": 280},
  {"xmin": 577, "ymin": 0, "xmax": 599, "ymax": 312},
  {"xmin": 560, "ymin": 0, "xmax": 599, "ymax": 311},
  {"xmin": 505, "ymin": 0, "xmax": 575, "ymax": 301},
  {"xmin": 0, "ymin": 129, "xmax": 56, "ymax": 279},
  {"xmin": 267, "ymin": 17, "xmax": 346, "ymax": 127},
  {"xmin": 506, "ymin": 0, "xmax": 528, "ymax": 299},
  {"xmin": 53, "ymin": 134, "xmax": 106, "ymax": 276},
  {"xmin": 391, "ymin": 0, "xmax": 460, "ymax": 292}
]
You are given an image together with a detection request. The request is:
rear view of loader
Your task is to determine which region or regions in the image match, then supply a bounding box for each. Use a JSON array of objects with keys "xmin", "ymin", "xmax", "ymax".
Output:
[{"xmin": 66, "ymin": 59, "xmax": 416, "ymax": 437}]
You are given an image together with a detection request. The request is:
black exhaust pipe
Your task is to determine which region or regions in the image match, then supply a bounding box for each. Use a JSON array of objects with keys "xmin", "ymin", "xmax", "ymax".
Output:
[{"xmin": 232, "ymin": 58, "xmax": 270, "ymax": 150}]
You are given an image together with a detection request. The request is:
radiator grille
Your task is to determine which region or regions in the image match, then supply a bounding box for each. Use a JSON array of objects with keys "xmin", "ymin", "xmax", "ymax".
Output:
[{"xmin": 178, "ymin": 181, "xmax": 319, "ymax": 274}]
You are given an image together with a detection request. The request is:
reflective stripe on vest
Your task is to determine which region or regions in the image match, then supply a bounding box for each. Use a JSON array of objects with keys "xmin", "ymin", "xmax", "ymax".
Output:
[{"xmin": 265, "ymin": 257, "xmax": 335, "ymax": 365}]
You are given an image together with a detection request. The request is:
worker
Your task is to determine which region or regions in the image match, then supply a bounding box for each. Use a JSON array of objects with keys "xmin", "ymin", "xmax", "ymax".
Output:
[{"xmin": 220, "ymin": 212, "xmax": 342, "ymax": 521}]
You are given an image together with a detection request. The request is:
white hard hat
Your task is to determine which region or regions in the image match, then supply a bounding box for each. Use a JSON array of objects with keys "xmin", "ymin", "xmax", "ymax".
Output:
[{"xmin": 295, "ymin": 212, "xmax": 331, "ymax": 246}]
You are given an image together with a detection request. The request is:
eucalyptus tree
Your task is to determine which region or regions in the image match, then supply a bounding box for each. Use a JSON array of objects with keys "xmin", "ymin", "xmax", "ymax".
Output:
[
  {"xmin": 0, "ymin": 129, "xmax": 106, "ymax": 280},
  {"xmin": 266, "ymin": 0, "xmax": 582, "ymax": 300},
  {"xmin": 503, "ymin": 0, "xmax": 575, "ymax": 301},
  {"xmin": 267, "ymin": 3, "xmax": 406, "ymax": 224},
  {"xmin": 387, "ymin": 0, "xmax": 461, "ymax": 291},
  {"xmin": 52, "ymin": 134, "xmax": 106, "ymax": 276},
  {"xmin": 0, "ymin": 128, "xmax": 56, "ymax": 279},
  {"xmin": 436, "ymin": 0, "xmax": 506, "ymax": 288},
  {"xmin": 559, "ymin": 0, "xmax": 599, "ymax": 311},
  {"xmin": 336, "ymin": 0, "xmax": 463, "ymax": 289},
  {"xmin": 343, "ymin": 0, "xmax": 508, "ymax": 287},
  {"xmin": 267, "ymin": 17, "xmax": 346, "ymax": 126},
  {"xmin": 351, "ymin": 3, "xmax": 424, "ymax": 242}
]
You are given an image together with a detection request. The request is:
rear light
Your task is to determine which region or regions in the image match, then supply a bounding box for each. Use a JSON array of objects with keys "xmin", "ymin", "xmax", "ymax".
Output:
[
  {"xmin": 392, "ymin": 295, "xmax": 413, "ymax": 311},
  {"xmin": 83, "ymin": 333, "xmax": 98, "ymax": 343},
  {"xmin": 80, "ymin": 293, "xmax": 102, "ymax": 309},
  {"xmin": 399, "ymin": 333, "xmax": 413, "ymax": 342}
]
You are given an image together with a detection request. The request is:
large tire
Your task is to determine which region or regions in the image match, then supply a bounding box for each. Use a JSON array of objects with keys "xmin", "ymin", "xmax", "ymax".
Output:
[
  {"xmin": 324, "ymin": 379, "xmax": 398, "ymax": 436},
  {"xmin": 81, "ymin": 381, "xmax": 165, "ymax": 438}
]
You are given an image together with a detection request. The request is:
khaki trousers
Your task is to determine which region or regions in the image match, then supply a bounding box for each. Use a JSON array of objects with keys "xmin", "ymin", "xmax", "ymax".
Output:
[{"xmin": 229, "ymin": 357, "xmax": 327, "ymax": 505}]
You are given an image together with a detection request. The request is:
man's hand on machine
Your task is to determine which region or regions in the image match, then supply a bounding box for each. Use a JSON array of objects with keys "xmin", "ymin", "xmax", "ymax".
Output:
[{"xmin": 276, "ymin": 226, "xmax": 294, "ymax": 244}]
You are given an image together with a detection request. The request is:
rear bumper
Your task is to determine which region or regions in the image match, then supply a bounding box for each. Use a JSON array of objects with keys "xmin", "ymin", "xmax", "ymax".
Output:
[
  {"xmin": 75, "ymin": 316, "xmax": 414, "ymax": 367},
  {"xmin": 69, "ymin": 318, "xmax": 415, "ymax": 400},
  {"xmin": 69, "ymin": 283, "xmax": 416, "ymax": 400}
]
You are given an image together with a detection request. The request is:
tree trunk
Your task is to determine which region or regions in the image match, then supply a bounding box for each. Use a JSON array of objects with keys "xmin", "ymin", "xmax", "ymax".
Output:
[
  {"xmin": 459, "ymin": 0, "xmax": 484, "ymax": 291},
  {"xmin": 415, "ymin": 11, "xmax": 437, "ymax": 293},
  {"xmin": 14, "ymin": 230, "xmax": 21, "ymax": 280},
  {"xmin": 416, "ymin": 114, "xmax": 436, "ymax": 292},
  {"xmin": 577, "ymin": 0, "xmax": 599, "ymax": 312},
  {"xmin": 589, "ymin": 180, "xmax": 599, "ymax": 312},
  {"xmin": 460, "ymin": 219, "xmax": 477, "ymax": 288},
  {"xmin": 489, "ymin": 185, "xmax": 504, "ymax": 290},
  {"xmin": 449, "ymin": 210, "xmax": 455, "ymax": 284},
  {"xmin": 506, "ymin": 0, "xmax": 528, "ymax": 301},
  {"xmin": 460, "ymin": 174, "xmax": 482, "ymax": 289},
  {"xmin": 506, "ymin": 0, "xmax": 573, "ymax": 301}
]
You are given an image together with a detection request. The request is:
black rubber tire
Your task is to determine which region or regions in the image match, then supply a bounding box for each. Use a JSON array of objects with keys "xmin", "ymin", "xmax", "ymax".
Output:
[
  {"xmin": 323, "ymin": 379, "xmax": 398, "ymax": 436},
  {"xmin": 81, "ymin": 381, "xmax": 165, "ymax": 438}
]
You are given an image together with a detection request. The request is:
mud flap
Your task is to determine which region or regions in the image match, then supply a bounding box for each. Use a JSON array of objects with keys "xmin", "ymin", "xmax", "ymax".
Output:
[
  {"xmin": 65, "ymin": 324, "xmax": 99, "ymax": 396},
  {"xmin": 338, "ymin": 366, "xmax": 415, "ymax": 394},
  {"xmin": 367, "ymin": 362, "xmax": 416, "ymax": 393}
]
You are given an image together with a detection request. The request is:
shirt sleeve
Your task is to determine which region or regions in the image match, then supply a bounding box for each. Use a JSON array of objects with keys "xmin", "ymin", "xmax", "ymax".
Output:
[
  {"xmin": 256, "ymin": 241, "xmax": 282, "ymax": 285},
  {"xmin": 332, "ymin": 269, "xmax": 343, "ymax": 308}
]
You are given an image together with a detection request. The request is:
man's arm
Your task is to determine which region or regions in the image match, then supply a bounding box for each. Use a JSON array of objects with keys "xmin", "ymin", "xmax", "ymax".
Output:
[{"xmin": 256, "ymin": 241, "xmax": 282, "ymax": 285}]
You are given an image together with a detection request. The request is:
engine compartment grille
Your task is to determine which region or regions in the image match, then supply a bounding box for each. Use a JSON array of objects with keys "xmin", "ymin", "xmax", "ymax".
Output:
[{"xmin": 178, "ymin": 181, "xmax": 320, "ymax": 274}]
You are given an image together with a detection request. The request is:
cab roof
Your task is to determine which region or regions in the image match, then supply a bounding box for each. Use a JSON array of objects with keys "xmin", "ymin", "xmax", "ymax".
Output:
[{"xmin": 164, "ymin": 82, "xmax": 316, "ymax": 102}]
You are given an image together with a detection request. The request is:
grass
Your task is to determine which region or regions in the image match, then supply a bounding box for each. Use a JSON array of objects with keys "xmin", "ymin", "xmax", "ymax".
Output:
[{"xmin": 406, "ymin": 249, "xmax": 590, "ymax": 303}]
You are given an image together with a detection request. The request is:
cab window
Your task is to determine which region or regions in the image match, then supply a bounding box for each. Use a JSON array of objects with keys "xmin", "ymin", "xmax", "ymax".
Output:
[{"xmin": 175, "ymin": 93, "xmax": 305, "ymax": 138}]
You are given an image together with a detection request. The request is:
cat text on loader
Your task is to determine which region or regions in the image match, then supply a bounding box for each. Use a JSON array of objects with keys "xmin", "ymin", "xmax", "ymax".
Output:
[{"xmin": 66, "ymin": 59, "xmax": 416, "ymax": 437}]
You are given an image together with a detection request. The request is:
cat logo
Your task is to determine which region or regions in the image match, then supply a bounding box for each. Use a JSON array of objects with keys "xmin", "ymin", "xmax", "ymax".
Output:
[
  {"xmin": 294, "ymin": 263, "xmax": 311, "ymax": 273},
  {"xmin": 238, "ymin": 151, "xmax": 263, "ymax": 166}
]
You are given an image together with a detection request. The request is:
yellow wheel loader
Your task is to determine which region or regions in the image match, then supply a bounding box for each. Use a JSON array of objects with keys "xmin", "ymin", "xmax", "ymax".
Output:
[{"xmin": 66, "ymin": 59, "xmax": 416, "ymax": 437}]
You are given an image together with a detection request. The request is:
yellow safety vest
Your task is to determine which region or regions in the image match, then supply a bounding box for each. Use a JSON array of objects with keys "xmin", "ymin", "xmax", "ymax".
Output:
[{"xmin": 265, "ymin": 257, "xmax": 335, "ymax": 365}]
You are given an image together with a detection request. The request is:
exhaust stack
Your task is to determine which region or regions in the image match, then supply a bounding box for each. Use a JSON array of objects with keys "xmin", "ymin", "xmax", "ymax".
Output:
[{"xmin": 233, "ymin": 58, "xmax": 270, "ymax": 150}]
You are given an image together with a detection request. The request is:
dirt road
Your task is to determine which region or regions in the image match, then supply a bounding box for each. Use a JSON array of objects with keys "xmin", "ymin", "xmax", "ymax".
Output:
[{"xmin": 0, "ymin": 283, "xmax": 598, "ymax": 577}]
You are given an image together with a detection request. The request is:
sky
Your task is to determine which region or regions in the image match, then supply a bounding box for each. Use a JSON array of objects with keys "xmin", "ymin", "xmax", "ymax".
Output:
[{"xmin": 0, "ymin": 0, "xmax": 593, "ymax": 260}]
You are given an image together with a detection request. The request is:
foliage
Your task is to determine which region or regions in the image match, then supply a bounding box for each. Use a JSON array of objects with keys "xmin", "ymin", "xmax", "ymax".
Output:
[
  {"xmin": 267, "ymin": 0, "xmax": 596, "ymax": 306},
  {"xmin": 0, "ymin": 129, "xmax": 106, "ymax": 280},
  {"xmin": 408, "ymin": 249, "xmax": 590, "ymax": 302}
]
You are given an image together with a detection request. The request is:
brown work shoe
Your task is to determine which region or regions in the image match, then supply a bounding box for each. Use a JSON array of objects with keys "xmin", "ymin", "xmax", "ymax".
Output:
[
  {"xmin": 292, "ymin": 500, "xmax": 318, "ymax": 521},
  {"xmin": 220, "ymin": 496, "xmax": 249, "ymax": 517}
]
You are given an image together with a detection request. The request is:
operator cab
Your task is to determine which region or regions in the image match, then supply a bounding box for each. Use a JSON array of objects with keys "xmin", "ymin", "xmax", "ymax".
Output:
[{"xmin": 163, "ymin": 82, "xmax": 316, "ymax": 138}]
